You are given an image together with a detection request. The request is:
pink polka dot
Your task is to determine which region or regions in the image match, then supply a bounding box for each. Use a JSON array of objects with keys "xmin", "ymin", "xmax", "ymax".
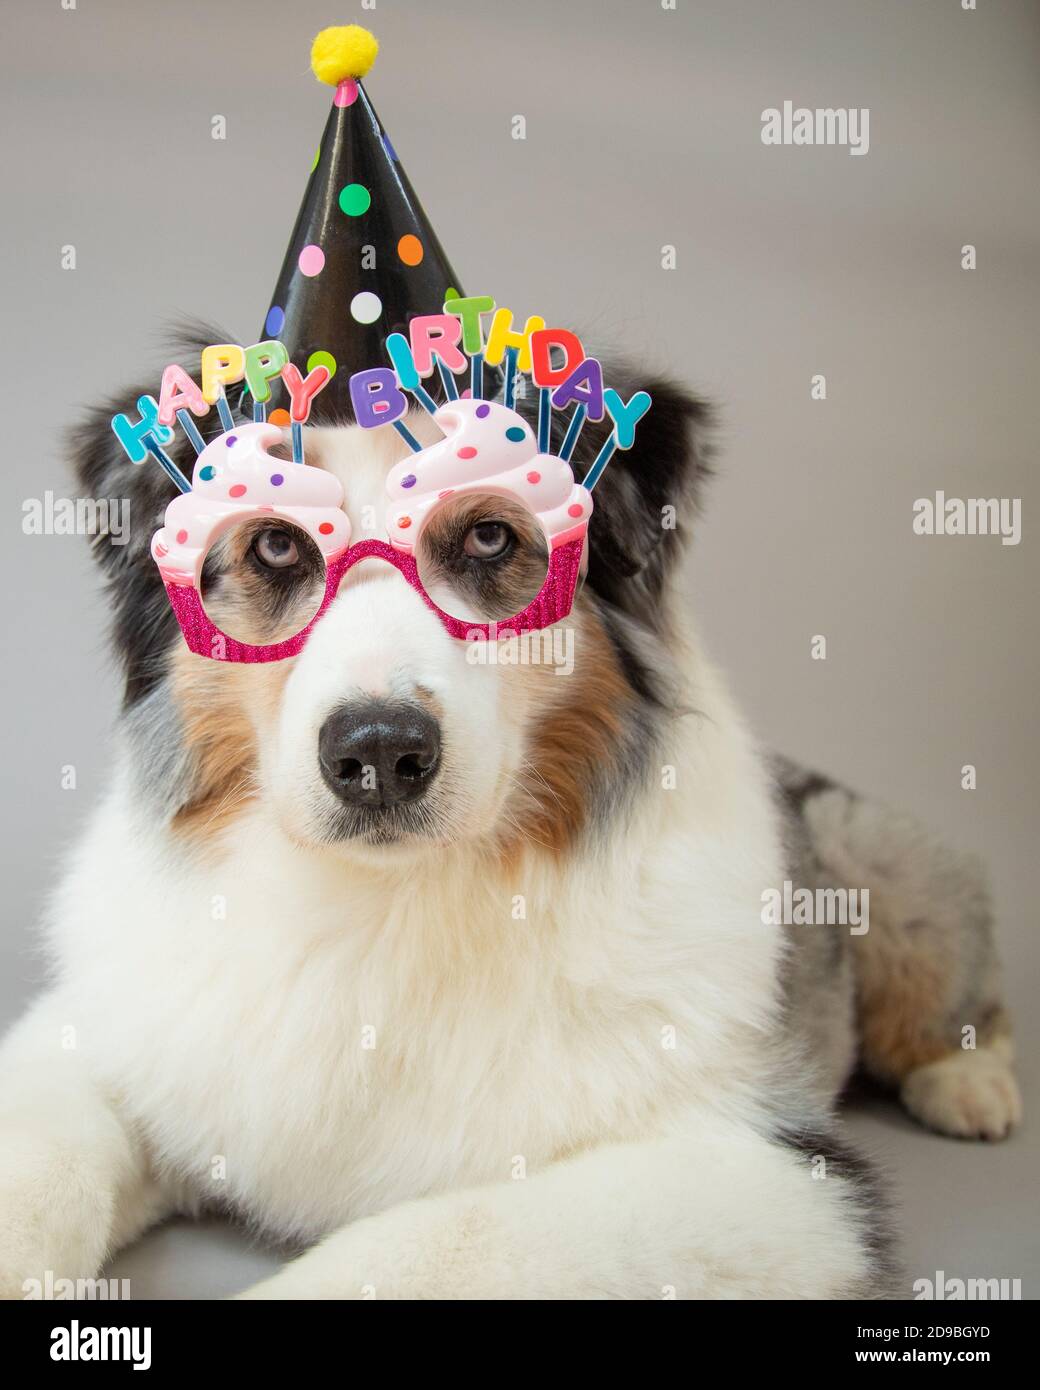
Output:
[
  {"xmin": 567, "ymin": 504, "xmax": 584, "ymax": 518},
  {"xmin": 298, "ymin": 244, "xmax": 325, "ymax": 277},
  {"xmin": 318, "ymin": 522, "xmax": 334, "ymax": 535},
  {"xmin": 228, "ymin": 484, "xmax": 247, "ymax": 498},
  {"xmin": 154, "ymin": 541, "xmax": 168, "ymax": 558},
  {"xmin": 457, "ymin": 446, "xmax": 478, "ymax": 459},
  {"xmin": 334, "ymin": 79, "xmax": 358, "ymax": 107},
  {"xmin": 175, "ymin": 530, "xmax": 188, "ymax": 545},
  {"xmin": 526, "ymin": 471, "xmax": 541, "ymax": 484}
]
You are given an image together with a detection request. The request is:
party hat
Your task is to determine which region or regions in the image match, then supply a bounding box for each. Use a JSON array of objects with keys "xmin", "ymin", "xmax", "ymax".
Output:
[{"xmin": 260, "ymin": 25, "xmax": 465, "ymax": 423}]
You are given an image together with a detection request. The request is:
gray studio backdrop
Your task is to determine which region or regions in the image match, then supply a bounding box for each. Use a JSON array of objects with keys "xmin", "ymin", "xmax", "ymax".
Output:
[{"xmin": 2, "ymin": 0, "xmax": 1037, "ymax": 1296}]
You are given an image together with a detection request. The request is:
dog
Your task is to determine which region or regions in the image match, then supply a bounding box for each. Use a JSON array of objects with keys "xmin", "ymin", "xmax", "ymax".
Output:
[{"xmin": 0, "ymin": 328, "xmax": 1020, "ymax": 1299}]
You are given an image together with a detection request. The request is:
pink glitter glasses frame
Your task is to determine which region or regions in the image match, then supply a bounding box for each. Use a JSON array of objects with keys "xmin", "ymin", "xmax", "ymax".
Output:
[{"xmin": 163, "ymin": 532, "xmax": 586, "ymax": 664}]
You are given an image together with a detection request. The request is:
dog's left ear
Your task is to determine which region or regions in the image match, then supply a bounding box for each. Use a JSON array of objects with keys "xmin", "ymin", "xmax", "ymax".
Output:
[{"xmin": 565, "ymin": 364, "xmax": 714, "ymax": 616}]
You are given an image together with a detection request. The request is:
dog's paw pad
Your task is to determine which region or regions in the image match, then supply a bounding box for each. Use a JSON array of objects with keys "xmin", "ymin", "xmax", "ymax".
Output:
[{"xmin": 900, "ymin": 1051, "xmax": 1023, "ymax": 1141}]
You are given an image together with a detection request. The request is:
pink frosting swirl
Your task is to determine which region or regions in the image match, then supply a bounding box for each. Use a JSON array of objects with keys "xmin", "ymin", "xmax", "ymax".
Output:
[
  {"xmin": 385, "ymin": 399, "xmax": 591, "ymax": 550},
  {"xmin": 151, "ymin": 422, "xmax": 348, "ymax": 585}
]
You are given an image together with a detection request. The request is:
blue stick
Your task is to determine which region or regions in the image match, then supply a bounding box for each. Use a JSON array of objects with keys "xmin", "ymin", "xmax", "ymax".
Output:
[
  {"xmin": 502, "ymin": 347, "xmax": 518, "ymax": 409},
  {"xmin": 559, "ymin": 404, "xmax": 587, "ymax": 462},
  {"xmin": 291, "ymin": 421, "xmax": 304, "ymax": 464},
  {"xmin": 471, "ymin": 354, "xmax": 483, "ymax": 401},
  {"xmin": 393, "ymin": 419, "xmax": 423, "ymax": 453},
  {"xmin": 410, "ymin": 383, "xmax": 439, "ymax": 416},
  {"xmin": 537, "ymin": 388, "xmax": 550, "ymax": 453},
  {"xmin": 216, "ymin": 389, "xmax": 235, "ymax": 432},
  {"xmin": 253, "ymin": 399, "xmax": 267, "ymax": 423},
  {"xmin": 143, "ymin": 435, "xmax": 191, "ymax": 493},
  {"xmin": 176, "ymin": 409, "xmax": 205, "ymax": 455},
  {"xmin": 582, "ymin": 435, "xmax": 618, "ymax": 490},
  {"xmin": 436, "ymin": 358, "xmax": 459, "ymax": 401}
]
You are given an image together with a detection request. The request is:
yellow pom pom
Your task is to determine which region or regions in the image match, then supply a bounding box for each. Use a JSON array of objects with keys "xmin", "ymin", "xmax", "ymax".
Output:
[{"xmin": 311, "ymin": 25, "xmax": 379, "ymax": 85}]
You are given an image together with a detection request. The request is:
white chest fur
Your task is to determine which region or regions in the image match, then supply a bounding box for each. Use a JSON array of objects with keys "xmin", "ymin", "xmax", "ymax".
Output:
[{"xmin": 44, "ymin": 691, "xmax": 783, "ymax": 1242}]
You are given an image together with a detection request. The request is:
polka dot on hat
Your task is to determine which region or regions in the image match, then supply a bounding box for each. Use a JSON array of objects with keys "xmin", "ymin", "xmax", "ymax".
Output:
[
  {"xmin": 307, "ymin": 350, "xmax": 337, "ymax": 379},
  {"xmin": 350, "ymin": 291, "xmax": 382, "ymax": 324},
  {"xmin": 298, "ymin": 244, "xmax": 325, "ymax": 277},
  {"xmin": 397, "ymin": 234, "xmax": 423, "ymax": 266},
  {"xmin": 339, "ymin": 183, "xmax": 371, "ymax": 216}
]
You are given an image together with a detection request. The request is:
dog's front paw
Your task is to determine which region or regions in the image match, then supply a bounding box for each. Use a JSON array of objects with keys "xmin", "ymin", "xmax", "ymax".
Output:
[
  {"xmin": 0, "ymin": 1131, "xmax": 111, "ymax": 1299},
  {"xmin": 900, "ymin": 1049, "xmax": 1023, "ymax": 1141}
]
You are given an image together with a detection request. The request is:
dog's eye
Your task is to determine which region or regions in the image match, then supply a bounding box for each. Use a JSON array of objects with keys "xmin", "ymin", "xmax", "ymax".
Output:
[
  {"xmin": 252, "ymin": 527, "xmax": 300, "ymax": 569},
  {"xmin": 463, "ymin": 521, "xmax": 513, "ymax": 560}
]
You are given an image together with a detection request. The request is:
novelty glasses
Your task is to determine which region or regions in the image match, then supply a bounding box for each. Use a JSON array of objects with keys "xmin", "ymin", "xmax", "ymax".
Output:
[{"xmin": 112, "ymin": 307, "xmax": 652, "ymax": 663}]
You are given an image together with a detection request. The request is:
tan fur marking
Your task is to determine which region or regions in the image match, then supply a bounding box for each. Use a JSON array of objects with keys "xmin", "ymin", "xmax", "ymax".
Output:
[
  {"xmin": 169, "ymin": 647, "xmax": 290, "ymax": 845},
  {"xmin": 497, "ymin": 603, "xmax": 634, "ymax": 868},
  {"xmin": 856, "ymin": 933, "xmax": 963, "ymax": 1083}
]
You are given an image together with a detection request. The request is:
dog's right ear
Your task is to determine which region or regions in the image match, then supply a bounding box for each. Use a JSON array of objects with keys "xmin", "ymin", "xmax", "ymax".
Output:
[{"xmin": 69, "ymin": 323, "xmax": 240, "ymax": 705}]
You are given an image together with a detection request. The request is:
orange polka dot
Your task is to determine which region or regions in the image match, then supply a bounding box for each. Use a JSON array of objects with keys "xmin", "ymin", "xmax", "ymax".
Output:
[
  {"xmin": 398, "ymin": 516, "xmax": 412, "ymax": 529},
  {"xmin": 397, "ymin": 234, "xmax": 424, "ymax": 267},
  {"xmin": 269, "ymin": 408, "xmax": 291, "ymax": 426}
]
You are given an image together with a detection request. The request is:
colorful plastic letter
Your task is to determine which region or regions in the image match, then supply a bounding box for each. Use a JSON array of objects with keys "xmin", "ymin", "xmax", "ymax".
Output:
[
  {"xmin": 200, "ymin": 344, "xmax": 247, "ymax": 404},
  {"xmin": 244, "ymin": 341, "xmax": 290, "ymax": 404},
  {"xmin": 603, "ymin": 388, "xmax": 652, "ymax": 448},
  {"xmin": 349, "ymin": 367, "xmax": 408, "ymax": 429},
  {"xmin": 530, "ymin": 329, "xmax": 586, "ymax": 390},
  {"xmin": 157, "ymin": 365, "xmax": 208, "ymax": 428},
  {"xmin": 280, "ymin": 362, "xmax": 332, "ymax": 424},
  {"xmin": 484, "ymin": 309, "xmax": 546, "ymax": 372},
  {"xmin": 386, "ymin": 332, "xmax": 420, "ymax": 391},
  {"xmin": 111, "ymin": 395, "xmax": 175, "ymax": 464},
  {"xmin": 443, "ymin": 294, "xmax": 495, "ymax": 355},
  {"xmin": 550, "ymin": 356, "xmax": 605, "ymax": 421},
  {"xmin": 408, "ymin": 315, "xmax": 467, "ymax": 376}
]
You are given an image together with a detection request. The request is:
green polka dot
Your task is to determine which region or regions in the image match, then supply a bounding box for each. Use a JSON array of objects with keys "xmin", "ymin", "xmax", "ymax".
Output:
[
  {"xmin": 338, "ymin": 183, "xmax": 371, "ymax": 217},
  {"xmin": 306, "ymin": 350, "xmax": 337, "ymax": 380},
  {"xmin": 311, "ymin": 147, "xmax": 320, "ymax": 173},
  {"xmin": 505, "ymin": 426, "xmax": 526, "ymax": 442}
]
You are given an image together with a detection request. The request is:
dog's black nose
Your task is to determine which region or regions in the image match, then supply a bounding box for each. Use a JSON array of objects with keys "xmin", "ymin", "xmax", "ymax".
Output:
[{"xmin": 318, "ymin": 700, "xmax": 442, "ymax": 807}]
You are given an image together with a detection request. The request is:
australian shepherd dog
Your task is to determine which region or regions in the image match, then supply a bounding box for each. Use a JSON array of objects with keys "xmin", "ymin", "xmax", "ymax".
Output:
[{"xmin": 0, "ymin": 331, "xmax": 1021, "ymax": 1299}]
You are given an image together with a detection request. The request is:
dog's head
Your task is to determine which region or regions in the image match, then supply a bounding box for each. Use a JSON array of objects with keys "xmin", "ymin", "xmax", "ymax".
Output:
[{"xmin": 73, "ymin": 326, "xmax": 710, "ymax": 866}]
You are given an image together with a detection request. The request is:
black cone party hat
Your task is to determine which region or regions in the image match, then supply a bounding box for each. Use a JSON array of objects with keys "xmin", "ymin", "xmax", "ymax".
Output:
[{"xmin": 260, "ymin": 26, "xmax": 465, "ymax": 422}]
